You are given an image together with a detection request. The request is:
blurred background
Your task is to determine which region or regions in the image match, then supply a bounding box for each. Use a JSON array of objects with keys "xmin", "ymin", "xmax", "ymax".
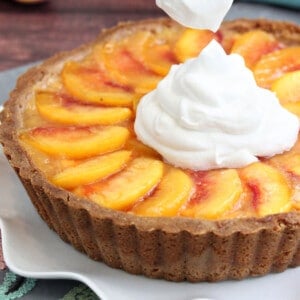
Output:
[{"xmin": 0, "ymin": 0, "xmax": 299, "ymax": 71}]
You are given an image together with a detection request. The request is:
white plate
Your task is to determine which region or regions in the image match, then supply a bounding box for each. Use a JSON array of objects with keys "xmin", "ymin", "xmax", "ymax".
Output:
[{"xmin": 0, "ymin": 149, "xmax": 300, "ymax": 300}]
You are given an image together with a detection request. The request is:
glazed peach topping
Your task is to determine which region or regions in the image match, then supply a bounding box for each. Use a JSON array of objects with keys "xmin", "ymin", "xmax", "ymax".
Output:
[{"xmin": 20, "ymin": 24, "xmax": 300, "ymax": 220}]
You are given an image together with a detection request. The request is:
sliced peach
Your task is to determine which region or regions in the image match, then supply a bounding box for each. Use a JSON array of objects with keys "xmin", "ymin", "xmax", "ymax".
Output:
[
  {"xmin": 62, "ymin": 61, "xmax": 138, "ymax": 107},
  {"xmin": 267, "ymin": 136, "xmax": 300, "ymax": 172},
  {"xmin": 293, "ymin": 201, "xmax": 300, "ymax": 210},
  {"xmin": 95, "ymin": 43, "xmax": 161, "ymax": 94},
  {"xmin": 239, "ymin": 162, "xmax": 292, "ymax": 216},
  {"xmin": 272, "ymin": 70, "xmax": 300, "ymax": 103},
  {"xmin": 221, "ymin": 187, "xmax": 256, "ymax": 220},
  {"xmin": 36, "ymin": 90, "xmax": 132, "ymax": 125},
  {"xmin": 142, "ymin": 36, "xmax": 177, "ymax": 76},
  {"xmin": 181, "ymin": 169, "xmax": 242, "ymax": 220},
  {"xmin": 269, "ymin": 152, "xmax": 300, "ymax": 178},
  {"xmin": 20, "ymin": 126, "xmax": 130, "ymax": 159},
  {"xmin": 52, "ymin": 150, "xmax": 132, "ymax": 189},
  {"xmin": 132, "ymin": 167, "xmax": 193, "ymax": 216},
  {"xmin": 218, "ymin": 30, "xmax": 240, "ymax": 54},
  {"xmin": 140, "ymin": 26, "xmax": 179, "ymax": 76},
  {"xmin": 231, "ymin": 30, "xmax": 280, "ymax": 69},
  {"xmin": 271, "ymin": 70, "xmax": 300, "ymax": 116},
  {"xmin": 124, "ymin": 138, "xmax": 160, "ymax": 159},
  {"xmin": 105, "ymin": 30, "xmax": 176, "ymax": 77},
  {"xmin": 75, "ymin": 157, "xmax": 164, "ymax": 210},
  {"xmin": 125, "ymin": 30, "xmax": 153, "ymax": 53},
  {"xmin": 174, "ymin": 28, "xmax": 215, "ymax": 62},
  {"xmin": 253, "ymin": 47, "xmax": 300, "ymax": 88},
  {"xmin": 284, "ymin": 156, "xmax": 300, "ymax": 178}
]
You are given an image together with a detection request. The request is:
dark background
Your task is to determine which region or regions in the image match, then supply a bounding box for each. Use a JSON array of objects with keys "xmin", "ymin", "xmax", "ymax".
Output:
[{"xmin": 0, "ymin": 0, "xmax": 163, "ymax": 71}]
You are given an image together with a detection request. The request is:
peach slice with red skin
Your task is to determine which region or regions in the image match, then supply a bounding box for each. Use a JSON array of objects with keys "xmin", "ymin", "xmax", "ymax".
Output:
[
  {"xmin": 75, "ymin": 157, "xmax": 164, "ymax": 210},
  {"xmin": 124, "ymin": 138, "xmax": 161, "ymax": 159},
  {"xmin": 239, "ymin": 162, "xmax": 292, "ymax": 217},
  {"xmin": 20, "ymin": 126, "xmax": 130, "ymax": 159},
  {"xmin": 218, "ymin": 30, "xmax": 240, "ymax": 54},
  {"xmin": 268, "ymin": 136, "xmax": 300, "ymax": 178},
  {"xmin": 95, "ymin": 43, "xmax": 162, "ymax": 94},
  {"xmin": 124, "ymin": 30, "xmax": 177, "ymax": 76},
  {"xmin": 174, "ymin": 28, "xmax": 216, "ymax": 62},
  {"xmin": 293, "ymin": 201, "xmax": 300, "ymax": 210},
  {"xmin": 62, "ymin": 61, "xmax": 138, "ymax": 107},
  {"xmin": 253, "ymin": 47, "xmax": 300, "ymax": 88},
  {"xmin": 35, "ymin": 90, "xmax": 132, "ymax": 125},
  {"xmin": 132, "ymin": 167, "xmax": 193, "ymax": 217},
  {"xmin": 180, "ymin": 169, "xmax": 242, "ymax": 220},
  {"xmin": 142, "ymin": 36, "xmax": 177, "ymax": 76},
  {"xmin": 231, "ymin": 30, "xmax": 281, "ymax": 69},
  {"xmin": 52, "ymin": 150, "xmax": 132, "ymax": 189},
  {"xmin": 268, "ymin": 150, "xmax": 300, "ymax": 182},
  {"xmin": 271, "ymin": 70, "xmax": 300, "ymax": 117}
]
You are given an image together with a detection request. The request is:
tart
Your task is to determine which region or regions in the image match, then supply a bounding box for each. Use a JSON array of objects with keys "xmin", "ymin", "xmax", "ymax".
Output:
[{"xmin": 1, "ymin": 18, "xmax": 300, "ymax": 282}]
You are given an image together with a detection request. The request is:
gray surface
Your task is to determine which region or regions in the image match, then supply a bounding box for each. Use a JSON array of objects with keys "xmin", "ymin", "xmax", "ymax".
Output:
[
  {"xmin": 229, "ymin": 2, "xmax": 300, "ymax": 23},
  {"xmin": 0, "ymin": 2, "xmax": 299, "ymax": 299},
  {"xmin": 242, "ymin": 0, "xmax": 300, "ymax": 9},
  {"xmin": 0, "ymin": 62, "xmax": 38, "ymax": 105}
]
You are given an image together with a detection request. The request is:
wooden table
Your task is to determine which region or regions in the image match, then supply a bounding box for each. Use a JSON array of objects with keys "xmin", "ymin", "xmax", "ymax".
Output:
[{"xmin": 0, "ymin": 0, "xmax": 162, "ymax": 71}]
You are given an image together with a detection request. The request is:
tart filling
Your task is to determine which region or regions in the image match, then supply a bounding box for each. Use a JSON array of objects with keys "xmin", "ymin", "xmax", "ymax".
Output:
[{"xmin": 15, "ymin": 19, "xmax": 300, "ymax": 220}]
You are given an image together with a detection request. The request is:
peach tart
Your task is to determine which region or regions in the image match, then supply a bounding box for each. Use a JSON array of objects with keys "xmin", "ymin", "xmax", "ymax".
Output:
[{"xmin": 1, "ymin": 18, "xmax": 300, "ymax": 282}]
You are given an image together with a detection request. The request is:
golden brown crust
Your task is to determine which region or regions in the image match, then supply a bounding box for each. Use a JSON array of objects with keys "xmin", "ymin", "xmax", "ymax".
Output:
[
  {"xmin": 221, "ymin": 18, "xmax": 300, "ymax": 45},
  {"xmin": 1, "ymin": 18, "xmax": 300, "ymax": 282}
]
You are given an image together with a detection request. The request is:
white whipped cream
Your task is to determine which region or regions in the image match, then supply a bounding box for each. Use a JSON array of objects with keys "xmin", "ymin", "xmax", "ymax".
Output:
[
  {"xmin": 134, "ymin": 41, "xmax": 299, "ymax": 171},
  {"xmin": 156, "ymin": 0, "xmax": 234, "ymax": 31}
]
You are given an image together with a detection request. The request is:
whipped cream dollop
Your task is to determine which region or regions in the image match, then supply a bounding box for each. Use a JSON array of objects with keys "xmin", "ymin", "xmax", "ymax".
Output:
[
  {"xmin": 134, "ymin": 41, "xmax": 299, "ymax": 170},
  {"xmin": 156, "ymin": 0, "xmax": 234, "ymax": 31}
]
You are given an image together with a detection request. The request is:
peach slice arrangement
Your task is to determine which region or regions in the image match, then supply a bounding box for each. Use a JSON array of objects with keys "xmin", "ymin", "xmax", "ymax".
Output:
[{"xmin": 18, "ymin": 20, "xmax": 300, "ymax": 221}]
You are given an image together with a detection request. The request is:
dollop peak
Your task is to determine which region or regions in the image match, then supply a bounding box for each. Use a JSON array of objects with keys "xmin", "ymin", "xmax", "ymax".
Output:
[
  {"xmin": 134, "ymin": 40, "xmax": 299, "ymax": 170},
  {"xmin": 156, "ymin": 0, "xmax": 234, "ymax": 31}
]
